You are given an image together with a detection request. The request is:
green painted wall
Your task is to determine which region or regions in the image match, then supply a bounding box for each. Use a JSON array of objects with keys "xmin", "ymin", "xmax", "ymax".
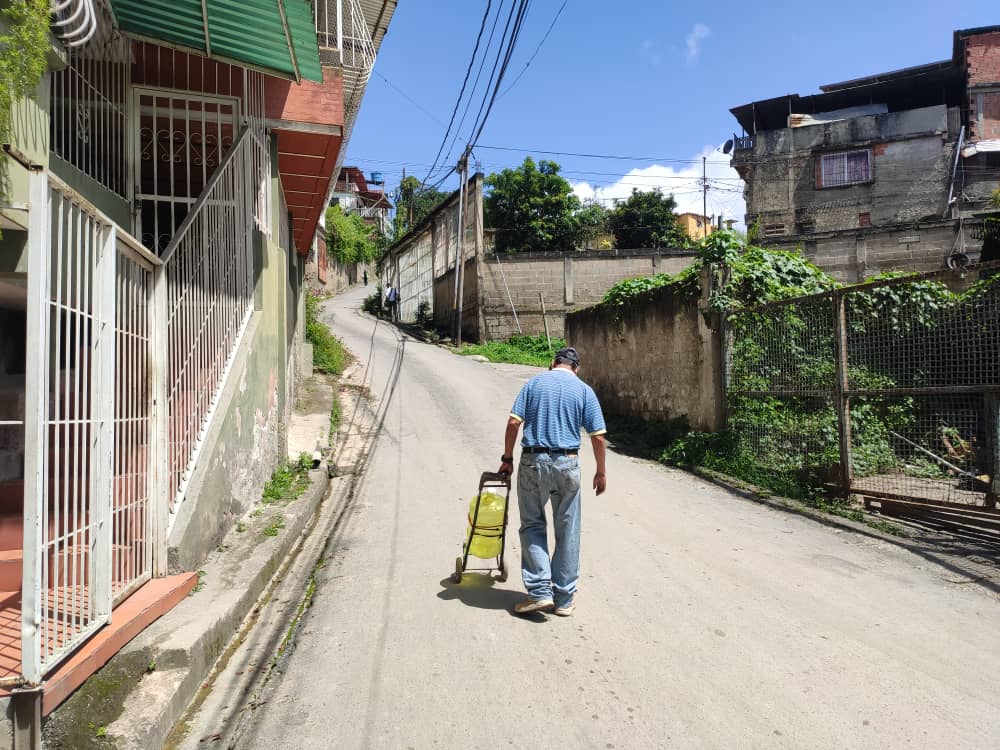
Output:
[{"xmin": 167, "ymin": 136, "xmax": 303, "ymax": 571}]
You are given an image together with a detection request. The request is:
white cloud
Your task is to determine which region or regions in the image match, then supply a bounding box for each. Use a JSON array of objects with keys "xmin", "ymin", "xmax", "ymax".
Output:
[
  {"xmin": 570, "ymin": 145, "xmax": 746, "ymax": 229},
  {"xmin": 639, "ymin": 38, "xmax": 662, "ymax": 67},
  {"xmin": 685, "ymin": 23, "xmax": 711, "ymax": 64}
]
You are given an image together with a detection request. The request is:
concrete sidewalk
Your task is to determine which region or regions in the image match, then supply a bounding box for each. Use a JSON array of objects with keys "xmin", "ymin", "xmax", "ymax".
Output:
[{"xmin": 40, "ymin": 366, "xmax": 376, "ymax": 749}]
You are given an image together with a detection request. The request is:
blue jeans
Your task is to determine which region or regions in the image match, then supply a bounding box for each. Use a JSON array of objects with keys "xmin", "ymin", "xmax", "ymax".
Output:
[{"xmin": 517, "ymin": 453, "xmax": 581, "ymax": 607}]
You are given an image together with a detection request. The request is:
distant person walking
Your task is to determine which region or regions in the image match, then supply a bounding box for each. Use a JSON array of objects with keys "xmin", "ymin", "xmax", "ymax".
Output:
[
  {"xmin": 498, "ymin": 346, "xmax": 607, "ymax": 617},
  {"xmin": 363, "ymin": 269, "xmax": 368, "ymax": 286},
  {"xmin": 385, "ymin": 285, "xmax": 400, "ymax": 322}
]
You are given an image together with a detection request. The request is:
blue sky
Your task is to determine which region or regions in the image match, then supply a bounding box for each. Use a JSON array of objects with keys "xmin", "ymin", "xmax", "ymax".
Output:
[{"xmin": 347, "ymin": 1, "xmax": 993, "ymax": 225}]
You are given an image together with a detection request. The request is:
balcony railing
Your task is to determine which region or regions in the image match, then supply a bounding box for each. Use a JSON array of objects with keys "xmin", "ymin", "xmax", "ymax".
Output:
[
  {"xmin": 732, "ymin": 134, "xmax": 755, "ymax": 155},
  {"xmin": 313, "ymin": 0, "xmax": 376, "ymax": 78}
]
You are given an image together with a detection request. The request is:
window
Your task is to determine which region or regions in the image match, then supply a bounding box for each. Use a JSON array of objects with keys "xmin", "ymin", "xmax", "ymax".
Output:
[
  {"xmin": 818, "ymin": 150, "xmax": 872, "ymax": 188},
  {"xmin": 764, "ymin": 223, "xmax": 786, "ymax": 237},
  {"xmin": 858, "ymin": 212, "xmax": 871, "ymax": 227}
]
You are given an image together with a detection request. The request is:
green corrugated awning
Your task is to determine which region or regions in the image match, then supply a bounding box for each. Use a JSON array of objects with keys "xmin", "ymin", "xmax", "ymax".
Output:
[{"xmin": 109, "ymin": 0, "xmax": 323, "ymax": 83}]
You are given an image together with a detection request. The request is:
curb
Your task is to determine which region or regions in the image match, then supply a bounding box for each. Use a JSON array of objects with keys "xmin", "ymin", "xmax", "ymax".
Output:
[
  {"xmin": 41, "ymin": 468, "xmax": 331, "ymax": 749},
  {"xmin": 686, "ymin": 465, "xmax": 1000, "ymax": 595}
]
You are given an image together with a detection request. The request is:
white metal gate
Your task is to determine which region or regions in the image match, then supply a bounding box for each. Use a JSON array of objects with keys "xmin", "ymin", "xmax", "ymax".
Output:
[
  {"xmin": 131, "ymin": 87, "xmax": 240, "ymax": 254},
  {"xmin": 23, "ymin": 171, "xmax": 161, "ymax": 682}
]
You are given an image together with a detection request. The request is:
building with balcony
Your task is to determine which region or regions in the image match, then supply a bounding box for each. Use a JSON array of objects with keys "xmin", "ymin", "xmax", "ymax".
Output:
[
  {"xmin": 0, "ymin": 0, "xmax": 394, "ymax": 733},
  {"xmin": 729, "ymin": 26, "xmax": 1000, "ymax": 281}
]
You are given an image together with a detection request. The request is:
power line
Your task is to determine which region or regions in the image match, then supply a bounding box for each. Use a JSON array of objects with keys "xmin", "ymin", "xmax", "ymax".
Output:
[
  {"xmin": 374, "ymin": 70, "xmax": 446, "ymax": 126},
  {"xmin": 498, "ymin": 0, "xmax": 566, "ymax": 98},
  {"xmin": 477, "ymin": 144, "xmax": 731, "ymax": 165},
  {"xmin": 420, "ymin": 0, "xmax": 495, "ymax": 188},
  {"xmin": 439, "ymin": 0, "xmax": 507, "ymax": 179},
  {"xmin": 465, "ymin": 0, "xmax": 529, "ymax": 149}
]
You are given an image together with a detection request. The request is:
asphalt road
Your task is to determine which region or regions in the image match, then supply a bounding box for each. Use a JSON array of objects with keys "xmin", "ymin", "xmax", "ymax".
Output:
[{"xmin": 237, "ymin": 286, "xmax": 1000, "ymax": 749}]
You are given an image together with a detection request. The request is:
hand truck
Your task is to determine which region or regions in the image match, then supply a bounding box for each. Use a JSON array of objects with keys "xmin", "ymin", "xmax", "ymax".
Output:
[{"xmin": 452, "ymin": 471, "xmax": 511, "ymax": 583}]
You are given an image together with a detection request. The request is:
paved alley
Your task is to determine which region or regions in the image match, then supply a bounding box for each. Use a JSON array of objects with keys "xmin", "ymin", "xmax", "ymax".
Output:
[{"xmin": 236, "ymin": 287, "xmax": 1000, "ymax": 750}]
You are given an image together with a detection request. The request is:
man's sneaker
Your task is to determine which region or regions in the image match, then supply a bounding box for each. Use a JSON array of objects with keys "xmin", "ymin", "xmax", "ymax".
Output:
[
  {"xmin": 554, "ymin": 600, "xmax": 576, "ymax": 617},
  {"xmin": 513, "ymin": 598, "xmax": 554, "ymax": 615}
]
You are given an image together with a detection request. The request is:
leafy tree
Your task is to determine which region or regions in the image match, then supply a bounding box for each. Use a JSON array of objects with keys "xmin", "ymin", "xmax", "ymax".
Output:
[
  {"xmin": 608, "ymin": 189, "xmax": 689, "ymax": 249},
  {"xmin": 392, "ymin": 175, "xmax": 448, "ymax": 239},
  {"xmin": 484, "ymin": 157, "xmax": 584, "ymax": 253},
  {"xmin": 325, "ymin": 205, "xmax": 381, "ymax": 265},
  {"xmin": 575, "ymin": 200, "xmax": 610, "ymax": 248}
]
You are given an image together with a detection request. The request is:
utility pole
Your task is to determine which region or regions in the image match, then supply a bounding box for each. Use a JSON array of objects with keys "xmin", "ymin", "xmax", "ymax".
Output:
[
  {"xmin": 702, "ymin": 156, "xmax": 708, "ymax": 239},
  {"xmin": 453, "ymin": 147, "xmax": 471, "ymax": 344}
]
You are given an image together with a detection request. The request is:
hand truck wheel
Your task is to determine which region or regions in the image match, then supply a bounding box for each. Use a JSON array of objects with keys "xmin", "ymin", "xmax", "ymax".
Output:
[
  {"xmin": 497, "ymin": 569, "xmax": 508, "ymax": 583},
  {"xmin": 452, "ymin": 556, "xmax": 463, "ymax": 584}
]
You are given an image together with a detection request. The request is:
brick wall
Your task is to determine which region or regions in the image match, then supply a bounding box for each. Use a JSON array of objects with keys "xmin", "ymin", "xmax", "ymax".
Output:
[
  {"xmin": 964, "ymin": 31, "xmax": 1000, "ymax": 87},
  {"xmin": 479, "ymin": 250, "xmax": 697, "ymax": 340},
  {"xmin": 565, "ymin": 275, "xmax": 724, "ymax": 432}
]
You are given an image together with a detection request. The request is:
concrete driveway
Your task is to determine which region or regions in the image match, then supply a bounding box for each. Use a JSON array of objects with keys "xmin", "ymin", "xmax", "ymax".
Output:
[{"xmin": 236, "ymin": 286, "xmax": 1000, "ymax": 749}]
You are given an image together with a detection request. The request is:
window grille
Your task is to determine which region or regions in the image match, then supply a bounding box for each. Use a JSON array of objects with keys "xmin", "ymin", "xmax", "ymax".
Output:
[{"xmin": 818, "ymin": 150, "xmax": 872, "ymax": 188}]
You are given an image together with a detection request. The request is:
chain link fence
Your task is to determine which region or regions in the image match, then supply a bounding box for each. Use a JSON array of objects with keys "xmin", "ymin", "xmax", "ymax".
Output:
[{"xmin": 726, "ymin": 263, "xmax": 1000, "ymax": 515}]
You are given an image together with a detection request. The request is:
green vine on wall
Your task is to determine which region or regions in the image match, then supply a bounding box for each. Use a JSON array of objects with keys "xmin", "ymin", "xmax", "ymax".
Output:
[{"xmin": 1, "ymin": 0, "xmax": 50, "ymax": 199}]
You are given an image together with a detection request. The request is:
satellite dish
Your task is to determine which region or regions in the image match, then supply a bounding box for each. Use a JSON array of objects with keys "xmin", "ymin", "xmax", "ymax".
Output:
[{"xmin": 722, "ymin": 139, "xmax": 734, "ymax": 155}]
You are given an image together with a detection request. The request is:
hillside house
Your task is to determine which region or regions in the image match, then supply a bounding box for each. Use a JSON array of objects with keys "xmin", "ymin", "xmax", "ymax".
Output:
[{"xmin": 730, "ymin": 26, "xmax": 1000, "ymax": 280}]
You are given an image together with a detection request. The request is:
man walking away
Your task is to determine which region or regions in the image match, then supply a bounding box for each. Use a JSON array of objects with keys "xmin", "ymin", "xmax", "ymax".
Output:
[
  {"xmin": 498, "ymin": 346, "xmax": 607, "ymax": 617},
  {"xmin": 385, "ymin": 285, "xmax": 400, "ymax": 322}
]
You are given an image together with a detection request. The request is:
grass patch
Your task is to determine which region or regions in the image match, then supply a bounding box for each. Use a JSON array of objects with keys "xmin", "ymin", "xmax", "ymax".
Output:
[
  {"xmin": 306, "ymin": 291, "xmax": 350, "ymax": 375},
  {"xmin": 189, "ymin": 570, "xmax": 207, "ymax": 596},
  {"xmin": 263, "ymin": 516, "xmax": 285, "ymax": 537},
  {"xmin": 262, "ymin": 453, "xmax": 313, "ymax": 505},
  {"xmin": 329, "ymin": 390, "xmax": 342, "ymax": 445},
  {"xmin": 607, "ymin": 412, "xmax": 906, "ymax": 534},
  {"xmin": 459, "ymin": 334, "xmax": 566, "ymax": 367}
]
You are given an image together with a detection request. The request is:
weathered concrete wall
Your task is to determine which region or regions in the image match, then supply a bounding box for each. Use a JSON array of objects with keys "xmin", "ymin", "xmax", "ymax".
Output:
[
  {"xmin": 565, "ymin": 274, "xmax": 723, "ymax": 432},
  {"xmin": 737, "ymin": 104, "xmax": 981, "ymax": 279},
  {"xmin": 769, "ymin": 221, "xmax": 976, "ymax": 282},
  {"xmin": 480, "ymin": 250, "xmax": 697, "ymax": 340},
  {"xmin": 433, "ymin": 257, "xmax": 480, "ymax": 342}
]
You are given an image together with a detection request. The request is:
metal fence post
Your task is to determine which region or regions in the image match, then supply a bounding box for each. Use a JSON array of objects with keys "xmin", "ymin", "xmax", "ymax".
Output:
[
  {"xmin": 149, "ymin": 265, "xmax": 170, "ymax": 576},
  {"xmin": 986, "ymin": 393, "xmax": 999, "ymax": 509},
  {"xmin": 833, "ymin": 292, "xmax": 854, "ymax": 499},
  {"xmin": 91, "ymin": 224, "xmax": 117, "ymax": 620},
  {"xmin": 21, "ymin": 171, "xmax": 51, "ymax": 685}
]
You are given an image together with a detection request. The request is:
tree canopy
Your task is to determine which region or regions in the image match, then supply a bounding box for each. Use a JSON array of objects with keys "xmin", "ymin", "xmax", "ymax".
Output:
[
  {"xmin": 392, "ymin": 175, "xmax": 448, "ymax": 239},
  {"xmin": 484, "ymin": 157, "xmax": 586, "ymax": 253},
  {"xmin": 325, "ymin": 205, "xmax": 381, "ymax": 265},
  {"xmin": 608, "ymin": 189, "xmax": 689, "ymax": 249}
]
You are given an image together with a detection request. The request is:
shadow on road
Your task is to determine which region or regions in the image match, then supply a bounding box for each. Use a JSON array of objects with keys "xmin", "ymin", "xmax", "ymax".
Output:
[{"xmin": 436, "ymin": 576, "xmax": 547, "ymax": 622}]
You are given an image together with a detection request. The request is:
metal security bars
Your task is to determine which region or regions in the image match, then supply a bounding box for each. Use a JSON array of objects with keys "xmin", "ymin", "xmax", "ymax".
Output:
[
  {"xmin": 50, "ymin": 33, "xmax": 131, "ymax": 198},
  {"xmin": 161, "ymin": 130, "xmax": 256, "ymax": 525},
  {"xmin": 312, "ymin": 0, "xmax": 376, "ymax": 185},
  {"xmin": 23, "ymin": 171, "xmax": 162, "ymax": 682},
  {"xmin": 726, "ymin": 264, "xmax": 1000, "ymax": 521},
  {"xmin": 112, "ymin": 249, "xmax": 155, "ymax": 603}
]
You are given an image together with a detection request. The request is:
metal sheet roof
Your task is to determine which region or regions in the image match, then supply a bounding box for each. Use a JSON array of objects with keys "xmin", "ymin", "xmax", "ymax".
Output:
[{"xmin": 109, "ymin": 0, "xmax": 323, "ymax": 82}]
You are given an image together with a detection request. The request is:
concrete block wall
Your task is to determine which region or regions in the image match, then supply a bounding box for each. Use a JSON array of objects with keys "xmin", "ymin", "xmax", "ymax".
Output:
[
  {"xmin": 777, "ymin": 221, "xmax": 975, "ymax": 282},
  {"xmin": 479, "ymin": 250, "xmax": 697, "ymax": 341},
  {"xmin": 565, "ymin": 277, "xmax": 724, "ymax": 432},
  {"xmin": 434, "ymin": 257, "xmax": 480, "ymax": 341}
]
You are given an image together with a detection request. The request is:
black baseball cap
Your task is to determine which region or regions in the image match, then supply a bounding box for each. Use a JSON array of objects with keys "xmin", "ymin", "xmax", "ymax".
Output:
[{"xmin": 555, "ymin": 346, "xmax": 580, "ymax": 366}]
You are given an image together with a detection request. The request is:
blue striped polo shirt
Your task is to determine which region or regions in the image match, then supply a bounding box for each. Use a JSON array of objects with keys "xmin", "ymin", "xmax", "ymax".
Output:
[{"xmin": 510, "ymin": 368, "xmax": 607, "ymax": 450}]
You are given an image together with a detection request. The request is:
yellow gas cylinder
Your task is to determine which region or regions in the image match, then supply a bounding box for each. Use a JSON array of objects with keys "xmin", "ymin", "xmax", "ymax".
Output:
[{"xmin": 464, "ymin": 491, "xmax": 506, "ymax": 559}]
